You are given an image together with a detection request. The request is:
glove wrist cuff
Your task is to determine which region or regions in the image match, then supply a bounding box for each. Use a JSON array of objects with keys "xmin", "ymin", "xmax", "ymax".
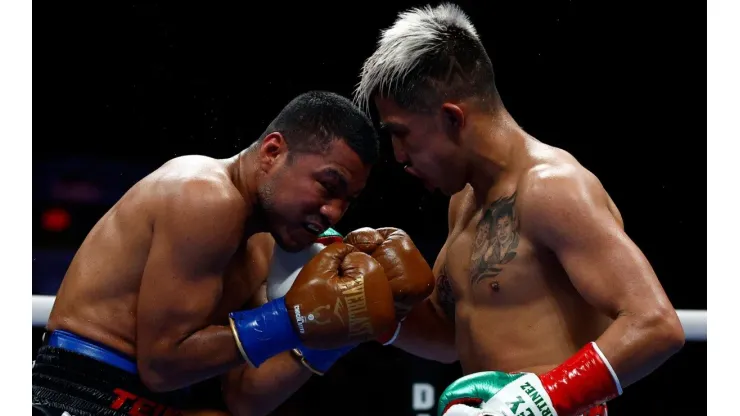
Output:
[
  {"xmin": 229, "ymin": 298, "xmax": 301, "ymax": 368},
  {"xmin": 539, "ymin": 341, "xmax": 622, "ymax": 416},
  {"xmin": 229, "ymin": 316, "xmax": 255, "ymax": 367}
]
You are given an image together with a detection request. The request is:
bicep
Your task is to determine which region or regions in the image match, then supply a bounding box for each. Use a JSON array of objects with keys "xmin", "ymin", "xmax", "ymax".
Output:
[
  {"xmin": 137, "ymin": 183, "xmax": 244, "ymax": 356},
  {"xmin": 241, "ymin": 233, "xmax": 274, "ymax": 309},
  {"xmin": 392, "ymin": 243, "xmax": 457, "ymax": 362},
  {"xmin": 431, "ymin": 188, "xmax": 465, "ymax": 317},
  {"xmin": 555, "ymin": 218, "xmax": 665, "ymax": 317},
  {"xmin": 428, "ymin": 264, "xmax": 456, "ymax": 322},
  {"xmin": 136, "ymin": 232, "xmax": 227, "ymax": 354},
  {"xmin": 412, "ymin": 244, "xmax": 456, "ymax": 327},
  {"xmin": 530, "ymin": 179, "xmax": 670, "ymax": 317}
]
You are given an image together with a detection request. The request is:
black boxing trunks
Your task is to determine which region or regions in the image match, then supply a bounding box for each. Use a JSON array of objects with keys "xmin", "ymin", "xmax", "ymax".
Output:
[{"xmin": 32, "ymin": 330, "xmax": 191, "ymax": 416}]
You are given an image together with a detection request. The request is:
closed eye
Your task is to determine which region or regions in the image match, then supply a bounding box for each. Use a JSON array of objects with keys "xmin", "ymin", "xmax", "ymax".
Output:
[
  {"xmin": 318, "ymin": 181, "xmax": 336, "ymax": 197},
  {"xmin": 380, "ymin": 122, "xmax": 409, "ymax": 140}
]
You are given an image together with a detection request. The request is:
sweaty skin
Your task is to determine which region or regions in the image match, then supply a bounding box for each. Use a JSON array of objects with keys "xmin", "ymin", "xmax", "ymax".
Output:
[
  {"xmin": 47, "ymin": 156, "xmax": 274, "ymax": 389},
  {"xmin": 394, "ymin": 139, "xmax": 683, "ymax": 386},
  {"xmin": 47, "ymin": 133, "xmax": 371, "ymax": 412}
]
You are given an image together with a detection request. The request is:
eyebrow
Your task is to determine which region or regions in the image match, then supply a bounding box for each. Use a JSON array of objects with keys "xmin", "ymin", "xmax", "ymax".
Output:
[
  {"xmin": 379, "ymin": 121, "xmax": 408, "ymax": 134},
  {"xmin": 319, "ymin": 168, "xmax": 350, "ymax": 193}
]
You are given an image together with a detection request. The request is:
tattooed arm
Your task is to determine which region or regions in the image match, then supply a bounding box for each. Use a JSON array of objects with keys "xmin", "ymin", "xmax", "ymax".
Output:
[
  {"xmin": 391, "ymin": 248, "xmax": 458, "ymax": 363},
  {"xmin": 390, "ymin": 189, "xmax": 469, "ymax": 363},
  {"xmin": 522, "ymin": 169, "xmax": 684, "ymax": 388}
]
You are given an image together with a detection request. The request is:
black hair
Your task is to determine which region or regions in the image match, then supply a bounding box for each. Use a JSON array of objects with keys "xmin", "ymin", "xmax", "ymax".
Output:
[{"xmin": 259, "ymin": 91, "xmax": 379, "ymax": 165}]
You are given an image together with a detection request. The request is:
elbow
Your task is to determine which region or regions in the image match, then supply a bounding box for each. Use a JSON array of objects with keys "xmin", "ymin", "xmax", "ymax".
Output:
[
  {"xmin": 641, "ymin": 307, "xmax": 686, "ymax": 357},
  {"xmin": 223, "ymin": 388, "xmax": 248, "ymax": 416},
  {"xmin": 138, "ymin": 357, "xmax": 182, "ymax": 393},
  {"xmin": 223, "ymin": 383, "xmax": 269, "ymax": 416},
  {"xmin": 435, "ymin": 350, "xmax": 460, "ymax": 364}
]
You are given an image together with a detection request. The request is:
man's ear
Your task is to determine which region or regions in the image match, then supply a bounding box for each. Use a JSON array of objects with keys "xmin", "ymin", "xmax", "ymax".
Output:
[
  {"xmin": 441, "ymin": 103, "xmax": 465, "ymax": 141},
  {"xmin": 259, "ymin": 132, "xmax": 288, "ymax": 172}
]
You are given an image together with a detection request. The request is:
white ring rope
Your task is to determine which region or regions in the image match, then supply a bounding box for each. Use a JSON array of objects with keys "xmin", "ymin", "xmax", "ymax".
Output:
[{"xmin": 31, "ymin": 295, "xmax": 707, "ymax": 341}]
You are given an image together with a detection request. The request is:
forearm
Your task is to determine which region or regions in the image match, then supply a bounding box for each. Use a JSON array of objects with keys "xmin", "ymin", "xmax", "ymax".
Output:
[
  {"xmin": 222, "ymin": 352, "xmax": 312, "ymax": 416},
  {"xmin": 594, "ymin": 308, "xmax": 685, "ymax": 388},
  {"xmin": 393, "ymin": 299, "xmax": 457, "ymax": 363},
  {"xmin": 141, "ymin": 325, "xmax": 244, "ymax": 391},
  {"xmin": 532, "ymin": 308, "xmax": 684, "ymax": 416}
]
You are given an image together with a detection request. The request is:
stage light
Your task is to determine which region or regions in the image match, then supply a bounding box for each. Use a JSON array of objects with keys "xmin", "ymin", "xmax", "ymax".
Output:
[{"xmin": 42, "ymin": 208, "xmax": 71, "ymax": 232}]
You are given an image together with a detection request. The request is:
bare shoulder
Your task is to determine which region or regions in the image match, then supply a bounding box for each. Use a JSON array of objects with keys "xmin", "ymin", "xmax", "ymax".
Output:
[
  {"xmin": 448, "ymin": 184, "xmax": 474, "ymax": 231},
  {"xmin": 147, "ymin": 156, "xmax": 248, "ymax": 232},
  {"xmin": 517, "ymin": 146, "xmax": 622, "ymax": 237}
]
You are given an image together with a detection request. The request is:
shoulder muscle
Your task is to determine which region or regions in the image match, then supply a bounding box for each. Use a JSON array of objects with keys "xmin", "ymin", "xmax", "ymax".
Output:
[
  {"xmin": 153, "ymin": 176, "xmax": 247, "ymax": 272},
  {"xmin": 519, "ymin": 164, "xmax": 619, "ymax": 248},
  {"xmin": 448, "ymin": 184, "xmax": 473, "ymax": 234}
]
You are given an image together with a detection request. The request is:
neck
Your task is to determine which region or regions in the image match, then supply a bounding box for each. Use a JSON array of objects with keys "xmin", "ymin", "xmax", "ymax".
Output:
[
  {"xmin": 464, "ymin": 108, "xmax": 528, "ymax": 202},
  {"xmin": 226, "ymin": 148, "xmax": 268, "ymax": 235}
]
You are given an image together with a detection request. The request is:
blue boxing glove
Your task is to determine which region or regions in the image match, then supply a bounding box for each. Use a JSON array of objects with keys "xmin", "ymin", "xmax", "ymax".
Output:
[
  {"xmin": 266, "ymin": 228, "xmax": 358, "ymax": 375},
  {"xmin": 229, "ymin": 241, "xmax": 396, "ymax": 369}
]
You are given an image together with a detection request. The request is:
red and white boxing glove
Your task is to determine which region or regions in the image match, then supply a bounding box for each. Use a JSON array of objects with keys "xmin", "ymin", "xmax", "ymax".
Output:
[{"xmin": 438, "ymin": 342, "xmax": 621, "ymax": 416}]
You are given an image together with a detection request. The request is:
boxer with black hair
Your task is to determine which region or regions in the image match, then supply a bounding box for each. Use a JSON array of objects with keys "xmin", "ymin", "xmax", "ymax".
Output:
[{"xmin": 32, "ymin": 91, "xmax": 397, "ymax": 416}]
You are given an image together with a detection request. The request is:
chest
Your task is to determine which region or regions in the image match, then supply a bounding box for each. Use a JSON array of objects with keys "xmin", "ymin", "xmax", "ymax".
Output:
[
  {"xmin": 443, "ymin": 194, "xmax": 545, "ymax": 303},
  {"xmin": 212, "ymin": 234, "xmax": 274, "ymax": 323}
]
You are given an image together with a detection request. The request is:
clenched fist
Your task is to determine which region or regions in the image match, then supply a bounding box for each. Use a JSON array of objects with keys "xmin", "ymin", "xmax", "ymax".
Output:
[
  {"xmin": 344, "ymin": 227, "xmax": 435, "ymax": 343},
  {"xmin": 229, "ymin": 242, "xmax": 396, "ymax": 367}
]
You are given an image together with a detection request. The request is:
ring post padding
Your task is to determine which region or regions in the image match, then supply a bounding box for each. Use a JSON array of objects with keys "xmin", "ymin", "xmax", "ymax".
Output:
[{"xmin": 31, "ymin": 295, "xmax": 707, "ymax": 341}]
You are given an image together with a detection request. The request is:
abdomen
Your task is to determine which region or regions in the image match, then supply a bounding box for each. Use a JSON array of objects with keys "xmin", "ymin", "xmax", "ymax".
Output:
[{"xmin": 455, "ymin": 289, "xmax": 612, "ymax": 375}]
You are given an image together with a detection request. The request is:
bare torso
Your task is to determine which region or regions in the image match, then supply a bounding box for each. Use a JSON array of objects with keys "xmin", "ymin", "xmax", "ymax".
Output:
[
  {"xmin": 47, "ymin": 156, "xmax": 274, "ymax": 358},
  {"xmin": 434, "ymin": 141, "xmax": 622, "ymax": 375}
]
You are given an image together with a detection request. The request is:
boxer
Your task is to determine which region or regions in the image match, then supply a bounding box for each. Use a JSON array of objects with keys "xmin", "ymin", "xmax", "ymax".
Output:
[
  {"xmin": 32, "ymin": 91, "xmax": 397, "ymax": 416},
  {"xmin": 353, "ymin": 4, "xmax": 685, "ymax": 416},
  {"xmin": 219, "ymin": 227, "xmax": 435, "ymax": 416}
]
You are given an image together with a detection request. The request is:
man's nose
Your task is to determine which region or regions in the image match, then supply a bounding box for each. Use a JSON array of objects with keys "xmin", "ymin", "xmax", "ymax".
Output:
[{"xmin": 319, "ymin": 199, "xmax": 348, "ymax": 226}]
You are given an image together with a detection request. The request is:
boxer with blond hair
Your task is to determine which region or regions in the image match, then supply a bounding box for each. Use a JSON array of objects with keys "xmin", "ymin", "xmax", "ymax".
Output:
[{"xmin": 354, "ymin": 4, "xmax": 685, "ymax": 415}]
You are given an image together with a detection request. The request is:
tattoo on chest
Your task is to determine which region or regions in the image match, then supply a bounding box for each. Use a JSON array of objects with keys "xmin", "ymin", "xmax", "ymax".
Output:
[
  {"xmin": 470, "ymin": 193, "xmax": 520, "ymax": 285},
  {"xmin": 436, "ymin": 263, "xmax": 455, "ymax": 320}
]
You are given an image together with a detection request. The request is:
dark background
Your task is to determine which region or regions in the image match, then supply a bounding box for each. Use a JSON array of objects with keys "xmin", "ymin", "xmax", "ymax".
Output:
[{"xmin": 33, "ymin": 1, "xmax": 706, "ymax": 415}]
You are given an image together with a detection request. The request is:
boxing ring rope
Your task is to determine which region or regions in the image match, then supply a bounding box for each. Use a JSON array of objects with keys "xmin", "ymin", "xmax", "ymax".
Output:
[{"xmin": 31, "ymin": 295, "xmax": 708, "ymax": 341}]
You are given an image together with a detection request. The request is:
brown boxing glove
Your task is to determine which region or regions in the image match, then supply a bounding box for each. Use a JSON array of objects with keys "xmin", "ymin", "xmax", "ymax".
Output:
[
  {"xmin": 229, "ymin": 242, "xmax": 396, "ymax": 368},
  {"xmin": 285, "ymin": 242, "xmax": 397, "ymax": 347},
  {"xmin": 344, "ymin": 227, "xmax": 435, "ymax": 344}
]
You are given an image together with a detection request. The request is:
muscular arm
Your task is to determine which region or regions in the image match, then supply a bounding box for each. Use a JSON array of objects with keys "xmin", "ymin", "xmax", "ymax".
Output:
[
  {"xmin": 221, "ymin": 353, "xmax": 312, "ymax": 416},
  {"xmin": 219, "ymin": 282, "xmax": 313, "ymax": 416},
  {"xmin": 523, "ymin": 171, "xmax": 684, "ymax": 388},
  {"xmin": 136, "ymin": 178, "xmax": 248, "ymax": 392},
  {"xmin": 391, "ymin": 188, "xmax": 468, "ymax": 363},
  {"xmin": 392, "ymin": 272, "xmax": 457, "ymax": 363}
]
